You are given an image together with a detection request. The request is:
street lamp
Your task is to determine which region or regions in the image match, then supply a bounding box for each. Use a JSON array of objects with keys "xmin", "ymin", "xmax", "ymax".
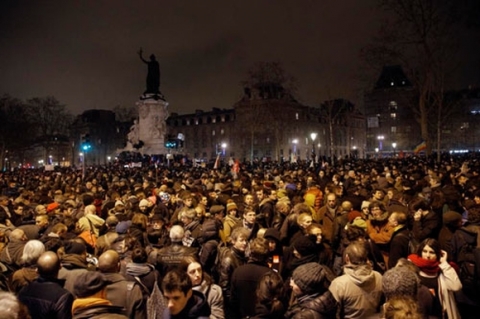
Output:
[
  {"xmin": 221, "ymin": 143, "xmax": 227, "ymax": 156},
  {"xmin": 375, "ymin": 147, "xmax": 379, "ymax": 159},
  {"xmin": 292, "ymin": 139, "xmax": 298, "ymax": 162},
  {"xmin": 392, "ymin": 142, "xmax": 397, "ymax": 157},
  {"xmin": 310, "ymin": 133, "xmax": 317, "ymax": 163}
]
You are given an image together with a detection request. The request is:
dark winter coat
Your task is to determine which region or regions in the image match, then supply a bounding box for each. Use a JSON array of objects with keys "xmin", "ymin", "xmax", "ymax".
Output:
[
  {"xmin": 388, "ymin": 226, "xmax": 410, "ymax": 269},
  {"xmin": 18, "ymin": 276, "xmax": 74, "ymax": 319},
  {"xmin": 285, "ymin": 291, "xmax": 338, "ymax": 319}
]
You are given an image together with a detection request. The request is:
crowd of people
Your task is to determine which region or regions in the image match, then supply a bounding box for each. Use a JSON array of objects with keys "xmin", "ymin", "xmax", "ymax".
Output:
[{"xmin": 0, "ymin": 154, "xmax": 479, "ymax": 319}]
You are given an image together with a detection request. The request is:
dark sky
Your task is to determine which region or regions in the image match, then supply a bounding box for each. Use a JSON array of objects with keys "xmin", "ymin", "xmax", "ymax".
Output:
[{"xmin": 1, "ymin": 1, "xmax": 478, "ymax": 116}]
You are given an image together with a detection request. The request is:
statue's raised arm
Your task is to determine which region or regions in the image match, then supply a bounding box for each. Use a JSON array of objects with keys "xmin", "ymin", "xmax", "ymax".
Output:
[{"xmin": 138, "ymin": 48, "xmax": 160, "ymax": 95}]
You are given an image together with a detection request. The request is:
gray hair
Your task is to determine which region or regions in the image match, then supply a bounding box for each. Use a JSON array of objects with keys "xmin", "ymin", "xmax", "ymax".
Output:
[
  {"xmin": 0, "ymin": 291, "xmax": 26, "ymax": 319},
  {"xmin": 169, "ymin": 225, "xmax": 185, "ymax": 242},
  {"xmin": 21, "ymin": 240, "xmax": 45, "ymax": 266}
]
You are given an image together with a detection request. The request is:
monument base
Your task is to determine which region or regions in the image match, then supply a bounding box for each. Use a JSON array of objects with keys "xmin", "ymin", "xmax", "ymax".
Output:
[{"xmin": 119, "ymin": 97, "xmax": 169, "ymax": 156}]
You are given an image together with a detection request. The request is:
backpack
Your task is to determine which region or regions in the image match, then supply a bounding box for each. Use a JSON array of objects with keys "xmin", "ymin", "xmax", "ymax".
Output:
[
  {"xmin": 451, "ymin": 228, "xmax": 480, "ymax": 299},
  {"xmin": 134, "ymin": 272, "xmax": 166, "ymax": 319}
]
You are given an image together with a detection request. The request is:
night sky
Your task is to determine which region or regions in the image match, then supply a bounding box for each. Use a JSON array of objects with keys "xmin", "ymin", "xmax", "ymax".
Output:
[{"xmin": 1, "ymin": 1, "xmax": 478, "ymax": 116}]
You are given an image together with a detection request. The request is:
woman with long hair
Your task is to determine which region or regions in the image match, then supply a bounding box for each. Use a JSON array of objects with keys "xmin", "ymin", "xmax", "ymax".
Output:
[
  {"xmin": 180, "ymin": 255, "xmax": 224, "ymax": 319},
  {"xmin": 252, "ymin": 271, "xmax": 286, "ymax": 319},
  {"xmin": 408, "ymin": 238, "xmax": 462, "ymax": 319}
]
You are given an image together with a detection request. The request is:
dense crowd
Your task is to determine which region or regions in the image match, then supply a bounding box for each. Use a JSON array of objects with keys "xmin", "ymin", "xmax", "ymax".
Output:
[{"xmin": 0, "ymin": 154, "xmax": 479, "ymax": 319}]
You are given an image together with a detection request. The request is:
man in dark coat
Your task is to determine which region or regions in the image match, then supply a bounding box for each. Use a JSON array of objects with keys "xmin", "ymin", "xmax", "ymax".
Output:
[
  {"xmin": 230, "ymin": 237, "xmax": 273, "ymax": 319},
  {"xmin": 18, "ymin": 251, "xmax": 74, "ymax": 319},
  {"xmin": 387, "ymin": 211, "xmax": 411, "ymax": 269}
]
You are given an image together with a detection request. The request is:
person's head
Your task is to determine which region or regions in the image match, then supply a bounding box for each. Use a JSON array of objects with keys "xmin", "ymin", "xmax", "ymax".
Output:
[
  {"xmin": 249, "ymin": 237, "xmax": 269, "ymax": 263},
  {"xmin": 388, "ymin": 211, "xmax": 407, "ymax": 228},
  {"xmin": 306, "ymin": 223, "xmax": 323, "ymax": 244},
  {"xmin": 382, "ymin": 267, "xmax": 418, "ymax": 301},
  {"xmin": 297, "ymin": 212, "xmax": 313, "ymax": 230},
  {"xmin": 383, "ymin": 296, "xmax": 423, "ymax": 319},
  {"xmin": 98, "ymin": 250, "xmax": 120, "ymax": 273},
  {"xmin": 373, "ymin": 188, "xmax": 385, "ymax": 201},
  {"xmin": 37, "ymin": 251, "xmax": 61, "ymax": 279},
  {"xmin": 73, "ymin": 271, "xmax": 110, "ymax": 299},
  {"xmin": 0, "ymin": 291, "xmax": 31, "ymax": 319},
  {"xmin": 290, "ymin": 262, "xmax": 332, "ymax": 297},
  {"xmin": 226, "ymin": 200, "xmax": 238, "ymax": 216},
  {"xmin": 292, "ymin": 236, "xmax": 316, "ymax": 258},
  {"xmin": 275, "ymin": 199, "xmax": 291, "ymax": 216},
  {"xmin": 231, "ymin": 227, "xmax": 249, "ymax": 252},
  {"xmin": 344, "ymin": 241, "xmax": 368, "ymax": 265},
  {"xmin": 244, "ymin": 194, "xmax": 254, "ymax": 206},
  {"xmin": 131, "ymin": 246, "xmax": 148, "ymax": 263},
  {"xmin": 50, "ymin": 223, "xmax": 68, "ymax": 238},
  {"xmin": 169, "ymin": 225, "xmax": 185, "ymax": 243},
  {"xmin": 162, "ymin": 269, "xmax": 193, "ymax": 316},
  {"xmin": 255, "ymin": 186, "xmax": 265, "ymax": 201},
  {"xmin": 416, "ymin": 238, "xmax": 441, "ymax": 261},
  {"xmin": 35, "ymin": 214, "xmax": 49, "ymax": 230},
  {"xmin": 131, "ymin": 213, "xmax": 148, "ymax": 230},
  {"xmin": 181, "ymin": 256, "xmax": 204, "ymax": 287},
  {"xmin": 138, "ymin": 199, "xmax": 150, "ymax": 213},
  {"xmin": 263, "ymin": 228, "xmax": 281, "ymax": 252},
  {"xmin": 105, "ymin": 215, "xmax": 119, "ymax": 229},
  {"xmin": 345, "ymin": 224, "xmax": 367, "ymax": 242},
  {"xmin": 180, "ymin": 208, "xmax": 196, "ymax": 225},
  {"xmin": 35, "ymin": 204, "xmax": 47, "ymax": 216},
  {"xmin": 21, "ymin": 240, "xmax": 45, "ymax": 266},
  {"xmin": 9, "ymin": 229, "xmax": 27, "ymax": 242},
  {"xmin": 326, "ymin": 193, "xmax": 337, "ymax": 209},
  {"xmin": 256, "ymin": 272, "xmax": 285, "ymax": 316},
  {"xmin": 369, "ymin": 201, "xmax": 386, "ymax": 218},
  {"xmin": 243, "ymin": 209, "xmax": 256, "ymax": 225}
]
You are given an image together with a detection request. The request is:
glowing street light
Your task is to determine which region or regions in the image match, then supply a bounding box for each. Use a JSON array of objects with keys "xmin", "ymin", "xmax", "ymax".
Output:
[
  {"xmin": 392, "ymin": 142, "xmax": 397, "ymax": 157},
  {"xmin": 310, "ymin": 133, "xmax": 317, "ymax": 163}
]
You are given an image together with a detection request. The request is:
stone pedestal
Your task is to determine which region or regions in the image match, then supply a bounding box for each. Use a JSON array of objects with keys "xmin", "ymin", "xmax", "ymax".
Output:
[{"xmin": 123, "ymin": 95, "xmax": 169, "ymax": 155}]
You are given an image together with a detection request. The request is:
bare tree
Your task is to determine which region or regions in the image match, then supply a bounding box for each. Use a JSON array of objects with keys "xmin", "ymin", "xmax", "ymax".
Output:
[
  {"xmin": 26, "ymin": 96, "xmax": 73, "ymax": 159},
  {"xmin": 319, "ymin": 99, "xmax": 354, "ymax": 165},
  {"xmin": 238, "ymin": 62, "xmax": 298, "ymax": 162},
  {"xmin": 362, "ymin": 0, "xmax": 462, "ymax": 156},
  {"xmin": 0, "ymin": 95, "xmax": 34, "ymax": 168}
]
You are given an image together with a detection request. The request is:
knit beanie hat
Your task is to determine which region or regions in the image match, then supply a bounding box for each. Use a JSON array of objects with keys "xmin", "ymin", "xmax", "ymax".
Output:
[
  {"xmin": 226, "ymin": 200, "xmax": 238, "ymax": 212},
  {"xmin": 292, "ymin": 262, "xmax": 328, "ymax": 295},
  {"xmin": 293, "ymin": 236, "xmax": 316, "ymax": 257},
  {"xmin": 382, "ymin": 267, "xmax": 418, "ymax": 300},
  {"xmin": 264, "ymin": 228, "xmax": 281, "ymax": 242}
]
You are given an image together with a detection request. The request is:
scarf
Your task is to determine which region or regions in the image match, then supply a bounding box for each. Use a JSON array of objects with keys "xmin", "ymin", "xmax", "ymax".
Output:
[{"xmin": 408, "ymin": 254, "xmax": 440, "ymax": 276}]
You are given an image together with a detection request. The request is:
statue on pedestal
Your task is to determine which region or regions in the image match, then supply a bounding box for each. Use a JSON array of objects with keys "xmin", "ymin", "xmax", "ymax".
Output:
[{"xmin": 138, "ymin": 48, "xmax": 162, "ymax": 98}]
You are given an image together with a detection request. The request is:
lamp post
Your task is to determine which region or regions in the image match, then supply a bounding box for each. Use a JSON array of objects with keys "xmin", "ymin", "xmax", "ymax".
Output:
[
  {"xmin": 392, "ymin": 142, "xmax": 397, "ymax": 157},
  {"xmin": 292, "ymin": 139, "xmax": 298, "ymax": 163},
  {"xmin": 221, "ymin": 143, "xmax": 227, "ymax": 156},
  {"xmin": 310, "ymin": 132, "xmax": 317, "ymax": 164},
  {"xmin": 375, "ymin": 147, "xmax": 379, "ymax": 159},
  {"xmin": 377, "ymin": 135, "xmax": 384, "ymax": 158}
]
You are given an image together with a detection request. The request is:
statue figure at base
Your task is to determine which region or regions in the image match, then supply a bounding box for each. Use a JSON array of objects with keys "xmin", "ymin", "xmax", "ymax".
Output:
[{"xmin": 138, "ymin": 48, "xmax": 161, "ymax": 95}]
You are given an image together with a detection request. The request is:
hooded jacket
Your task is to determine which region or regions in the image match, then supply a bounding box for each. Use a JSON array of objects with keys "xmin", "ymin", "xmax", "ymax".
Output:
[{"xmin": 329, "ymin": 264, "xmax": 383, "ymax": 318}]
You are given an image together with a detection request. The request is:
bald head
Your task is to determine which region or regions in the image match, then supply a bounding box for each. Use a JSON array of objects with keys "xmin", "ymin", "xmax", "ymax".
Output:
[
  {"xmin": 9, "ymin": 229, "xmax": 26, "ymax": 241},
  {"xmin": 37, "ymin": 251, "xmax": 61, "ymax": 278},
  {"xmin": 98, "ymin": 250, "xmax": 120, "ymax": 273}
]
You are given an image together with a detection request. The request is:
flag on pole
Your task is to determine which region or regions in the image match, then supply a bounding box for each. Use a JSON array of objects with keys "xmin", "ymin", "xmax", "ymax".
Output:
[
  {"xmin": 213, "ymin": 154, "xmax": 220, "ymax": 170},
  {"xmin": 414, "ymin": 141, "xmax": 427, "ymax": 154}
]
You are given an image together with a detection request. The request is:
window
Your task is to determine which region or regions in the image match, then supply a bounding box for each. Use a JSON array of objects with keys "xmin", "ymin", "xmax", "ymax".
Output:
[
  {"xmin": 221, "ymin": 129, "xmax": 224, "ymax": 135},
  {"xmin": 295, "ymin": 113, "xmax": 299, "ymax": 120},
  {"xmin": 390, "ymin": 113, "xmax": 396, "ymax": 119},
  {"xmin": 389, "ymin": 101, "xmax": 397, "ymax": 110},
  {"xmin": 212, "ymin": 130, "xmax": 215, "ymax": 136},
  {"xmin": 391, "ymin": 126, "xmax": 397, "ymax": 133},
  {"xmin": 266, "ymin": 137, "xmax": 270, "ymax": 144}
]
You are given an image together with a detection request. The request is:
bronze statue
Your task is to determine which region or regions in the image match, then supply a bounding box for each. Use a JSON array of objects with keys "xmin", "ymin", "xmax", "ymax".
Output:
[{"xmin": 138, "ymin": 48, "xmax": 160, "ymax": 95}]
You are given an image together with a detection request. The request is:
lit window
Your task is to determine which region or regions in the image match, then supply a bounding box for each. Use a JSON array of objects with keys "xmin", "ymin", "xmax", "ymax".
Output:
[
  {"xmin": 391, "ymin": 82, "xmax": 394, "ymax": 86},
  {"xmin": 390, "ymin": 113, "xmax": 396, "ymax": 119},
  {"xmin": 389, "ymin": 101, "xmax": 397, "ymax": 110},
  {"xmin": 391, "ymin": 126, "xmax": 397, "ymax": 133},
  {"xmin": 266, "ymin": 137, "xmax": 270, "ymax": 144},
  {"xmin": 296, "ymin": 113, "xmax": 299, "ymax": 120},
  {"xmin": 221, "ymin": 129, "xmax": 224, "ymax": 135},
  {"xmin": 212, "ymin": 118, "xmax": 216, "ymax": 123},
  {"xmin": 195, "ymin": 120, "xmax": 199, "ymax": 125},
  {"xmin": 212, "ymin": 130, "xmax": 215, "ymax": 136}
]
